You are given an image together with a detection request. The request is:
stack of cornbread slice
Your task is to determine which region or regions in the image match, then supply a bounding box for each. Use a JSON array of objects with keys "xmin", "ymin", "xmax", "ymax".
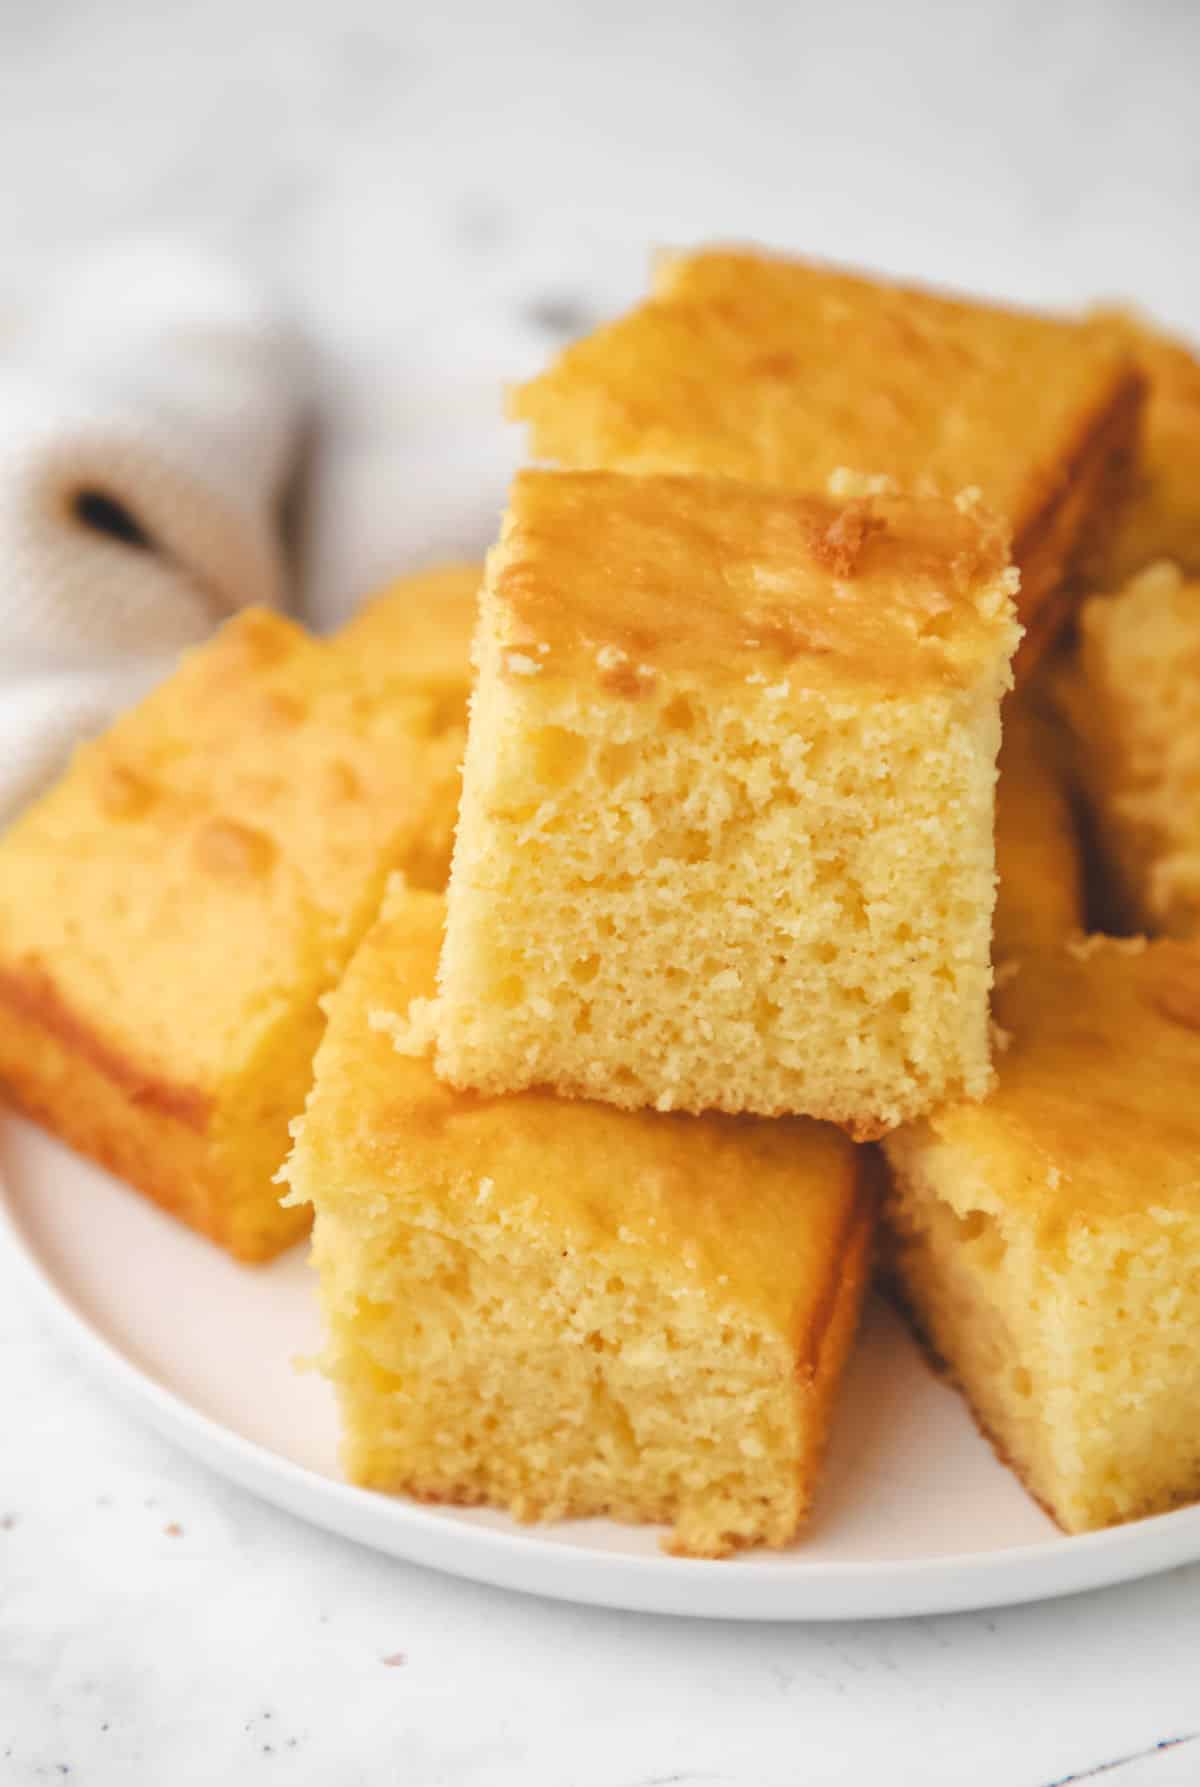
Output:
[
  {"xmin": 5, "ymin": 246, "xmax": 1200, "ymax": 1556},
  {"xmin": 289, "ymin": 459, "xmax": 1023, "ymax": 1554},
  {"xmin": 415, "ymin": 469, "xmax": 1021, "ymax": 1133},
  {"xmin": 285, "ymin": 249, "xmax": 1169, "ymax": 1556},
  {"xmin": 286, "ymin": 881, "xmax": 876, "ymax": 1558}
]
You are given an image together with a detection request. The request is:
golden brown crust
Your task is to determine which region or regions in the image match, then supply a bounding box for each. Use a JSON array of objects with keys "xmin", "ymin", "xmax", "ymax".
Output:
[
  {"xmin": 333, "ymin": 561, "xmax": 481, "ymax": 731},
  {"xmin": 807, "ymin": 500, "xmax": 888, "ymax": 576},
  {"xmin": 491, "ymin": 469, "xmax": 1019, "ymax": 699},
  {"xmin": 1012, "ymin": 367, "xmax": 1146, "ymax": 671},
  {"xmin": 913, "ymin": 936, "xmax": 1200, "ymax": 1228},
  {"xmin": 0, "ymin": 602, "xmax": 465, "ymax": 1262},
  {"xmin": 0, "ymin": 963, "xmax": 212, "ymax": 1132},
  {"xmin": 0, "ymin": 991, "xmax": 307, "ymax": 1262},
  {"xmin": 798, "ymin": 1159, "xmax": 879, "ymax": 1390},
  {"xmin": 512, "ymin": 247, "xmax": 1140, "ymax": 675}
]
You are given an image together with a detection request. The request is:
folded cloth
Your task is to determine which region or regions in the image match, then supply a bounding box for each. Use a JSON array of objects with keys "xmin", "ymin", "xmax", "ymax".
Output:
[{"xmin": 0, "ymin": 239, "xmax": 303, "ymax": 823}]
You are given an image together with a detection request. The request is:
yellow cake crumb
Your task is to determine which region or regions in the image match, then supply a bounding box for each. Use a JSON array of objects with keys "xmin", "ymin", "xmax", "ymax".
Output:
[
  {"xmin": 884, "ymin": 936, "xmax": 1200, "ymax": 1533},
  {"xmin": 283, "ymin": 886, "xmax": 876, "ymax": 1558},
  {"xmin": 426, "ymin": 468, "xmax": 1020, "ymax": 1132},
  {"xmin": 1051, "ymin": 563, "xmax": 1200, "ymax": 938}
]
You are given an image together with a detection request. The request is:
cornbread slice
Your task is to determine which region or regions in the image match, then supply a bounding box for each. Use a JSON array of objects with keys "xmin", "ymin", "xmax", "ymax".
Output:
[
  {"xmin": 511, "ymin": 247, "xmax": 1143, "ymax": 674},
  {"xmin": 285, "ymin": 886, "xmax": 876, "ymax": 1558},
  {"xmin": 418, "ymin": 468, "xmax": 1021, "ymax": 1132},
  {"xmin": 993, "ymin": 696, "xmax": 1085, "ymax": 961},
  {"xmin": 0, "ymin": 609, "xmax": 464, "ymax": 1261},
  {"xmin": 333, "ymin": 560, "xmax": 480, "ymax": 730},
  {"xmin": 884, "ymin": 935, "xmax": 1200, "ymax": 1534},
  {"xmin": 1051, "ymin": 563, "xmax": 1200, "ymax": 939},
  {"xmin": 1092, "ymin": 310, "xmax": 1200, "ymax": 585}
]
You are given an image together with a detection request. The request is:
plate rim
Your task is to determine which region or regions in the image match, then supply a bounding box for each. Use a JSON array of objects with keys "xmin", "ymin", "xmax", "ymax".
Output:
[{"xmin": 5, "ymin": 1141, "xmax": 1200, "ymax": 1623}]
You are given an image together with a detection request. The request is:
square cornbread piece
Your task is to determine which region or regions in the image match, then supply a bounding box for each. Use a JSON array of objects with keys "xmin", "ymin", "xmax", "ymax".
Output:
[
  {"xmin": 285, "ymin": 885, "xmax": 876, "ymax": 1558},
  {"xmin": 419, "ymin": 469, "xmax": 1021, "ymax": 1133},
  {"xmin": 1091, "ymin": 311, "xmax": 1200, "ymax": 586},
  {"xmin": 1051, "ymin": 563, "xmax": 1200, "ymax": 938},
  {"xmin": 333, "ymin": 561, "xmax": 480, "ymax": 731},
  {"xmin": 992, "ymin": 695, "xmax": 1085, "ymax": 962},
  {"xmin": 884, "ymin": 935, "xmax": 1200, "ymax": 1534},
  {"xmin": 511, "ymin": 248, "xmax": 1143, "ymax": 675},
  {"xmin": 0, "ymin": 609, "xmax": 464, "ymax": 1261}
]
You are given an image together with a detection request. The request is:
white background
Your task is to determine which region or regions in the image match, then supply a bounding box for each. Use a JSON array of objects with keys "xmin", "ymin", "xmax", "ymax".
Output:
[{"xmin": 2, "ymin": 2, "xmax": 1200, "ymax": 1781}]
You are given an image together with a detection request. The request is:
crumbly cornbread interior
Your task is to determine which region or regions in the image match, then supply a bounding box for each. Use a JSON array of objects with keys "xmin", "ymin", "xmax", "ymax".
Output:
[
  {"xmin": 418, "ymin": 469, "xmax": 1020, "ymax": 1132},
  {"xmin": 285, "ymin": 885, "xmax": 875, "ymax": 1557},
  {"xmin": 885, "ymin": 936, "xmax": 1200, "ymax": 1533},
  {"xmin": 1052, "ymin": 563, "xmax": 1200, "ymax": 939}
]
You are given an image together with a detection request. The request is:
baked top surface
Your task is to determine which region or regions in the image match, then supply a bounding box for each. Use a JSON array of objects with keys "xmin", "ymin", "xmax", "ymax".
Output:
[
  {"xmin": 488, "ymin": 469, "xmax": 1019, "ymax": 697},
  {"xmin": 334, "ymin": 561, "xmax": 481, "ymax": 690},
  {"xmin": 293, "ymin": 886, "xmax": 870, "ymax": 1354},
  {"xmin": 0, "ymin": 609, "xmax": 458, "ymax": 1098},
  {"xmin": 913, "ymin": 937, "xmax": 1200, "ymax": 1225},
  {"xmin": 512, "ymin": 247, "xmax": 1138, "ymax": 542}
]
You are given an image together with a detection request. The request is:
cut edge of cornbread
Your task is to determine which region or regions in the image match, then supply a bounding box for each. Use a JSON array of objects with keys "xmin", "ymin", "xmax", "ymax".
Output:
[
  {"xmin": 313, "ymin": 1188, "xmax": 875, "ymax": 1557},
  {"xmin": 1051, "ymin": 561, "xmax": 1200, "ymax": 939},
  {"xmin": 416, "ymin": 470, "xmax": 1020, "ymax": 1132},
  {"xmin": 885, "ymin": 1121, "xmax": 1200, "ymax": 1535},
  {"xmin": 285, "ymin": 884, "xmax": 877, "ymax": 1557},
  {"xmin": 0, "ymin": 954, "xmax": 321, "ymax": 1261},
  {"xmin": 883, "ymin": 935, "xmax": 1200, "ymax": 1534}
]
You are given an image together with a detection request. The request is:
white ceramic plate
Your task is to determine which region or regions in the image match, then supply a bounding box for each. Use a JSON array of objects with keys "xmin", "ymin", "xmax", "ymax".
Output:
[{"xmin": 6, "ymin": 1111, "xmax": 1200, "ymax": 1622}]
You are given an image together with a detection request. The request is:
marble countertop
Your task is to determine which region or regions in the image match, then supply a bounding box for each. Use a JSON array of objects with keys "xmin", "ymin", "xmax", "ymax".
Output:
[{"xmin": 3, "ymin": 1, "xmax": 1200, "ymax": 1781}]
